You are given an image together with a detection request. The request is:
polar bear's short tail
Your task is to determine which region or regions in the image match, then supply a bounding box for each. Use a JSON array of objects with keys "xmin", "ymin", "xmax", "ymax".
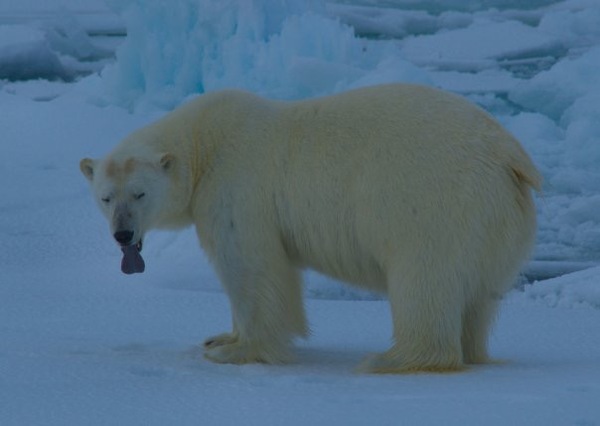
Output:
[
  {"xmin": 507, "ymin": 136, "xmax": 543, "ymax": 192},
  {"xmin": 511, "ymin": 160, "xmax": 542, "ymax": 192}
]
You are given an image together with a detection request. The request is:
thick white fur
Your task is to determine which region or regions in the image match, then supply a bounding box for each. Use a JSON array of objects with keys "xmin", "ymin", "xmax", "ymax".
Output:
[{"xmin": 81, "ymin": 84, "xmax": 540, "ymax": 373}]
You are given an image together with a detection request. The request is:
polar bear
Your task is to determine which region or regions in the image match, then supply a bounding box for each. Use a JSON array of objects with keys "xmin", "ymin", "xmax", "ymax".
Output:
[{"xmin": 80, "ymin": 83, "xmax": 540, "ymax": 373}]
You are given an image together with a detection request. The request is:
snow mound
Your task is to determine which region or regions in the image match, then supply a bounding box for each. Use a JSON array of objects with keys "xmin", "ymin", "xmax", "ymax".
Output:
[
  {"xmin": 100, "ymin": 0, "xmax": 429, "ymax": 110},
  {"xmin": 524, "ymin": 266, "xmax": 600, "ymax": 309}
]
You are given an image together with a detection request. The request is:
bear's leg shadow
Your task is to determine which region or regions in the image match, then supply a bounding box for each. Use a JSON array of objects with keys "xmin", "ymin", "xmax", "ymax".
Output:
[
  {"xmin": 358, "ymin": 263, "xmax": 465, "ymax": 374},
  {"xmin": 203, "ymin": 232, "xmax": 308, "ymax": 365}
]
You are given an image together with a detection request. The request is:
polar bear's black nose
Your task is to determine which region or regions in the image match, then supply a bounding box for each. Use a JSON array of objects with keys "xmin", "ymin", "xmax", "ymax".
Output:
[{"xmin": 114, "ymin": 230, "xmax": 134, "ymax": 246}]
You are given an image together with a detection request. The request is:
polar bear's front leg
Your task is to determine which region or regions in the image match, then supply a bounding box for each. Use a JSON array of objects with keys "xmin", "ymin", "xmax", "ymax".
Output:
[{"xmin": 202, "ymin": 228, "xmax": 308, "ymax": 365}]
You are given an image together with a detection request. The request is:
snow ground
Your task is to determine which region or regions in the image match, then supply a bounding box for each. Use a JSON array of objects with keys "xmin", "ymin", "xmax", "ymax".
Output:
[{"xmin": 1, "ymin": 1, "xmax": 600, "ymax": 425}]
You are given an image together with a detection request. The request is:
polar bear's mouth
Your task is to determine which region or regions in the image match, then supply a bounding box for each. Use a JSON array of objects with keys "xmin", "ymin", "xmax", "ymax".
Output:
[{"xmin": 120, "ymin": 240, "xmax": 145, "ymax": 274}]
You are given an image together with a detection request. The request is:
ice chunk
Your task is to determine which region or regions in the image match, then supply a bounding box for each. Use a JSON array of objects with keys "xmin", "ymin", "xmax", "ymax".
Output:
[
  {"xmin": 509, "ymin": 47, "xmax": 600, "ymax": 121},
  {"xmin": 401, "ymin": 19, "xmax": 562, "ymax": 72},
  {"xmin": 328, "ymin": 4, "xmax": 443, "ymax": 39},
  {"xmin": 538, "ymin": 3, "xmax": 600, "ymax": 51},
  {"xmin": 42, "ymin": 14, "xmax": 111, "ymax": 62},
  {"xmin": 0, "ymin": 17, "xmax": 114, "ymax": 82},
  {"xmin": 100, "ymin": 0, "xmax": 429, "ymax": 109},
  {"xmin": 0, "ymin": 25, "xmax": 69, "ymax": 81}
]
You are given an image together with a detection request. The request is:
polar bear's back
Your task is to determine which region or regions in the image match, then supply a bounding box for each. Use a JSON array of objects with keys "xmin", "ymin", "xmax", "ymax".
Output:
[{"xmin": 283, "ymin": 84, "xmax": 539, "ymax": 185}]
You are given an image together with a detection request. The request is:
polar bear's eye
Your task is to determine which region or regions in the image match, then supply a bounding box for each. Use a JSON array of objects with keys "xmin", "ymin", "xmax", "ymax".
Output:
[
  {"xmin": 134, "ymin": 192, "xmax": 146, "ymax": 200},
  {"xmin": 101, "ymin": 196, "xmax": 111, "ymax": 204}
]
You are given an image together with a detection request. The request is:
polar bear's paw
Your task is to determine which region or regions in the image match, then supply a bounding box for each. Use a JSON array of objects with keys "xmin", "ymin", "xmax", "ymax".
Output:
[
  {"xmin": 357, "ymin": 349, "xmax": 464, "ymax": 374},
  {"xmin": 204, "ymin": 332, "xmax": 237, "ymax": 349},
  {"xmin": 203, "ymin": 333, "xmax": 292, "ymax": 365}
]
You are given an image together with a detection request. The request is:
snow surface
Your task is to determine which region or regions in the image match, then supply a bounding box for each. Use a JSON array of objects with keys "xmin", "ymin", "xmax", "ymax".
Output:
[{"xmin": 2, "ymin": 0, "xmax": 600, "ymax": 425}]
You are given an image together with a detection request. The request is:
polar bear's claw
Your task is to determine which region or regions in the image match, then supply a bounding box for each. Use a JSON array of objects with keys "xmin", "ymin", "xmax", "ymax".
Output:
[{"xmin": 204, "ymin": 332, "xmax": 237, "ymax": 349}]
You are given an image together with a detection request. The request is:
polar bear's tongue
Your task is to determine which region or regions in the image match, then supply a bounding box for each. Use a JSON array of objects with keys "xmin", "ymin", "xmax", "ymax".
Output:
[{"xmin": 121, "ymin": 244, "xmax": 145, "ymax": 274}]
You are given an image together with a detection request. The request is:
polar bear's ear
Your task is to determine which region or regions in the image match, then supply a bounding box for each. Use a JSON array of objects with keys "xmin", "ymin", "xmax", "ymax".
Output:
[
  {"xmin": 80, "ymin": 158, "xmax": 96, "ymax": 181},
  {"xmin": 159, "ymin": 153, "xmax": 175, "ymax": 171}
]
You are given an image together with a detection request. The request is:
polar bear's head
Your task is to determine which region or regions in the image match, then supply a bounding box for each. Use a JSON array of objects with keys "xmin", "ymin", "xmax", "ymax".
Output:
[{"xmin": 80, "ymin": 153, "xmax": 173, "ymax": 273}]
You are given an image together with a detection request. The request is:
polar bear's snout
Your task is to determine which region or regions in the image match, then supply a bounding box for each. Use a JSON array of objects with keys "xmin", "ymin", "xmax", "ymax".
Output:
[
  {"xmin": 111, "ymin": 202, "xmax": 139, "ymax": 244},
  {"xmin": 113, "ymin": 230, "xmax": 134, "ymax": 246}
]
